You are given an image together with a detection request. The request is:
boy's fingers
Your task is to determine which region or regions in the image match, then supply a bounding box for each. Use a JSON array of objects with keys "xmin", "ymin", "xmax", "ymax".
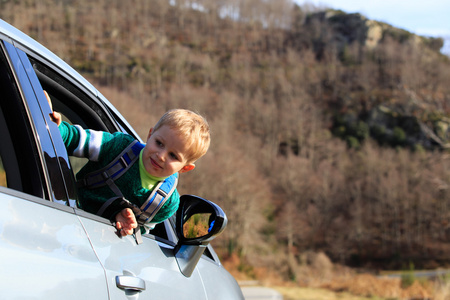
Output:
[
  {"xmin": 114, "ymin": 209, "xmax": 138, "ymax": 236},
  {"xmin": 43, "ymin": 90, "xmax": 62, "ymax": 126},
  {"xmin": 123, "ymin": 228, "xmax": 134, "ymax": 236},
  {"xmin": 116, "ymin": 221, "xmax": 123, "ymax": 230},
  {"xmin": 43, "ymin": 90, "xmax": 52, "ymax": 110},
  {"xmin": 50, "ymin": 112, "xmax": 60, "ymax": 124},
  {"xmin": 123, "ymin": 208, "xmax": 138, "ymax": 228}
]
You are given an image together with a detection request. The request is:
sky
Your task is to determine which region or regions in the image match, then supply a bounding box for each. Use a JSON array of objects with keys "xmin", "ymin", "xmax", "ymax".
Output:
[{"xmin": 294, "ymin": 0, "xmax": 450, "ymax": 55}]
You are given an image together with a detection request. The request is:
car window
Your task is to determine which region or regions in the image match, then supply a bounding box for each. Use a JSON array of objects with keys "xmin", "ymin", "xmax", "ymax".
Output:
[
  {"xmin": 0, "ymin": 44, "xmax": 46, "ymax": 198},
  {"xmin": 29, "ymin": 57, "xmax": 113, "ymax": 173},
  {"xmin": 28, "ymin": 56, "xmax": 173, "ymax": 242}
]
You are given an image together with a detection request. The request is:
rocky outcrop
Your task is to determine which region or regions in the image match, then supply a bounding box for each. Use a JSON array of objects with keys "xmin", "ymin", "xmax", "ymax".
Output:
[
  {"xmin": 305, "ymin": 10, "xmax": 444, "ymax": 53},
  {"xmin": 359, "ymin": 105, "xmax": 449, "ymax": 150}
]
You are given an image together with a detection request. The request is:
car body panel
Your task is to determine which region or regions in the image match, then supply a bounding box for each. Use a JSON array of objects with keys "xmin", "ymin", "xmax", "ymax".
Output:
[
  {"xmin": 0, "ymin": 187, "xmax": 108, "ymax": 299},
  {"xmin": 80, "ymin": 216, "xmax": 209, "ymax": 299},
  {"xmin": 197, "ymin": 257, "xmax": 246, "ymax": 300}
]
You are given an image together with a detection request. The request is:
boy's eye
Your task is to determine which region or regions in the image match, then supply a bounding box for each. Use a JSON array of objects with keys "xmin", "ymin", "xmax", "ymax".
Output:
[
  {"xmin": 170, "ymin": 152, "xmax": 179, "ymax": 160},
  {"xmin": 155, "ymin": 140, "xmax": 163, "ymax": 147}
]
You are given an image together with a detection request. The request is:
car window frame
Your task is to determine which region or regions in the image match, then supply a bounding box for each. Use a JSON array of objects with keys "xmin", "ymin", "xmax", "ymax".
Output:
[
  {"xmin": 0, "ymin": 39, "xmax": 86, "ymax": 216},
  {"xmin": 20, "ymin": 45, "xmax": 180, "ymax": 245},
  {"xmin": 0, "ymin": 40, "xmax": 60, "ymax": 201}
]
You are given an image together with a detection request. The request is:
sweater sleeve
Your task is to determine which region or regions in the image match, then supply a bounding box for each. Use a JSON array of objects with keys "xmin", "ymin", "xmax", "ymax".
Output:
[{"xmin": 59, "ymin": 121, "xmax": 112, "ymax": 161}]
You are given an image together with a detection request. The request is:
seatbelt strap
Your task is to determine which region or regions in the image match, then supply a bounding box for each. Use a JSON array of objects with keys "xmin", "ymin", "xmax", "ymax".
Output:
[
  {"xmin": 79, "ymin": 140, "xmax": 144, "ymax": 190},
  {"xmin": 134, "ymin": 228, "xmax": 143, "ymax": 245},
  {"xmin": 136, "ymin": 173, "xmax": 178, "ymax": 226}
]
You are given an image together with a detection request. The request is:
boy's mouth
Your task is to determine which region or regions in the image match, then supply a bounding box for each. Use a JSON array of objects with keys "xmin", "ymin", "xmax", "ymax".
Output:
[{"xmin": 150, "ymin": 157, "xmax": 162, "ymax": 169}]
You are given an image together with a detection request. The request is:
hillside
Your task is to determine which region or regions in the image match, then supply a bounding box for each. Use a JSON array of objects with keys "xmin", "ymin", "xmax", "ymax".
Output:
[{"xmin": 1, "ymin": 0, "xmax": 449, "ymax": 287}]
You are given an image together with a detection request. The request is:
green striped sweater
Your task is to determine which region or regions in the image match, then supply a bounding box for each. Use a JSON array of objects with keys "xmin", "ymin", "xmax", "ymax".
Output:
[{"xmin": 59, "ymin": 121, "xmax": 179, "ymax": 224}]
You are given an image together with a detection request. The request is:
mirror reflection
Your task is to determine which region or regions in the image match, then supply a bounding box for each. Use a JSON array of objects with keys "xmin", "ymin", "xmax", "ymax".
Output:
[{"xmin": 183, "ymin": 212, "xmax": 214, "ymax": 239}]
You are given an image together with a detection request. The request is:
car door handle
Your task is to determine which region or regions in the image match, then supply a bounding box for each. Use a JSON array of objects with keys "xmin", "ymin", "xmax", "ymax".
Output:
[{"xmin": 116, "ymin": 275, "xmax": 146, "ymax": 291}]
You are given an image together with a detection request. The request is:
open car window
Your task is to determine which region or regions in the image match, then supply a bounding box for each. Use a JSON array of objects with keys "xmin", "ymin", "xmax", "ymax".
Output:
[{"xmin": 28, "ymin": 55, "xmax": 173, "ymax": 242}]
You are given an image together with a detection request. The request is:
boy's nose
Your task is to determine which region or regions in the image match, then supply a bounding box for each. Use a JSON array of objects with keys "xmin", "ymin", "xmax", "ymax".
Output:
[{"xmin": 157, "ymin": 151, "xmax": 165, "ymax": 161}]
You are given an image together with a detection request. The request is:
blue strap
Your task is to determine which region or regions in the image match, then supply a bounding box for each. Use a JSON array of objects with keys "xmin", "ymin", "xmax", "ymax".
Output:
[
  {"xmin": 80, "ymin": 141, "xmax": 145, "ymax": 189},
  {"xmin": 136, "ymin": 173, "xmax": 178, "ymax": 225}
]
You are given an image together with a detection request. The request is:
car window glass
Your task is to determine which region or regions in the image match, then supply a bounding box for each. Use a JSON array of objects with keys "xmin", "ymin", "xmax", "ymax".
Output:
[{"xmin": 0, "ymin": 44, "xmax": 45, "ymax": 198}]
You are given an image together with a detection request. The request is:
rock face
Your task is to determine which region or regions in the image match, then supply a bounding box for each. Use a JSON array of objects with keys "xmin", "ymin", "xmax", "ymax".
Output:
[
  {"xmin": 364, "ymin": 20, "xmax": 383, "ymax": 48},
  {"xmin": 304, "ymin": 10, "xmax": 444, "ymax": 53},
  {"xmin": 302, "ymin": 10, "xmax": 448, "ymax": 150}
]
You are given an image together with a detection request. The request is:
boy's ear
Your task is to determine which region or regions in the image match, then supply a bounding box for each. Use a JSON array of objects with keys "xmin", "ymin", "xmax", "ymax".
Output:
[
  {"xmin": 147, "ymin": 128, "xmax": 154, "ymax": 140},
  {"xmin": 179, "ymin": 164, "xmax": 195, "ymax": 173}
]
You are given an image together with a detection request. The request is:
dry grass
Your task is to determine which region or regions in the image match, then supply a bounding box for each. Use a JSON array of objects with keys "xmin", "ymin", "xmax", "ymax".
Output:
[
  {"xmin": 433, "ymin": 278, "xmax": 450, "ymax": 300},
  {"xmin": 226, "ymin": 252, "xmax": 448, "ymax": 300},
  {"xmin": 322, "ymin": 274, "xmax": 433, "ymax": 299},
  {"xmin": 274, "ymin": 286, "xmax": 386, "ymax": 300}
]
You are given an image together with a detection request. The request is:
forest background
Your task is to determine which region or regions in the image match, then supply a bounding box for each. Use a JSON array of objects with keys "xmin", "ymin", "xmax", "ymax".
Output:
[{"xmin": 1, "ymin": 0, "xmax": 449, "ymax": 294}]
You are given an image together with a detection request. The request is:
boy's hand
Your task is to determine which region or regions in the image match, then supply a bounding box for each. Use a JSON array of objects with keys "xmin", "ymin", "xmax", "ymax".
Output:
[
  {"xmin": 115, "ymin": 208, "xmax": 138, "ymax": 236},
  {"xmin": 43, "ymin": 90, "xmax": 62, "ymax": 126}
]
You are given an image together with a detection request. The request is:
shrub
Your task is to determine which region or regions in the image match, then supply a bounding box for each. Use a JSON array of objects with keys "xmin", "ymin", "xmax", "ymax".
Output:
[
  {"xmin": 346, "ymin": 136, "xmax": 360, "ymax": 149},
  {"xmin": 391, "ymin": 126, "xmax": 406, "ymax": 146}
]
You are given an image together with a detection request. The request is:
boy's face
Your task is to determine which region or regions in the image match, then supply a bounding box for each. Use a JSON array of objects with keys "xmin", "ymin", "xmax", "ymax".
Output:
[{"xmin": 142, "ymin": 125, "xmax": 195, "ymax": 178}]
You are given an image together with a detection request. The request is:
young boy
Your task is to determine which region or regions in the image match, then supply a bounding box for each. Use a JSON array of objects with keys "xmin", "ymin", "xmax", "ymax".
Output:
[{"xmin": 47, "ymin": 93, "xmax": 210, "ymax": 238}]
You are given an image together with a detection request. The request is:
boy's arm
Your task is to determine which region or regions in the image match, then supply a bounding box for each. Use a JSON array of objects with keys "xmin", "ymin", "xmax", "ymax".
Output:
[
  {"xmin": 45, "ymin": 90, "xmax": 80, "ymax": 154},
  {"xmin": 45, "ymin": 89, "xmax": 85, "ymax": 155},
  {"xmin": 45, "ymin": 89, "xmax": 106, "ymax": 160},
  {"xmin": 57, "ymin": 121, "xmax": 110, "ymax": 161}
]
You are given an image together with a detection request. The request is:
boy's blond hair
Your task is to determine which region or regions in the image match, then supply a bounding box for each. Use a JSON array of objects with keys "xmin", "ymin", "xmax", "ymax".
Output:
[{"xmin": 153, "ymin": 109, "xmax": 210, "ymax": 163}]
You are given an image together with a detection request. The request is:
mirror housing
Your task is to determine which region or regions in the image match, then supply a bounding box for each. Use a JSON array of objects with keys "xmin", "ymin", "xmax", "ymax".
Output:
[{"xmin": 174, "ymin": 195, "xmax": 227, "ymax": 277}]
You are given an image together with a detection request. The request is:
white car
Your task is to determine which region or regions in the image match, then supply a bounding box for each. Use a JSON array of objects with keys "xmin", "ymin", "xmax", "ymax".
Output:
[{"xmin": 0, "ymin": 18, "xmax": 244, "ymax": 299}]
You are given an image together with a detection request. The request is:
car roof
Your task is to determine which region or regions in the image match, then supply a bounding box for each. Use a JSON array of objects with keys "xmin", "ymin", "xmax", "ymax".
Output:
[{"xmin": 0, "ymin": 18, "xmax": 98, "ymax": 97}]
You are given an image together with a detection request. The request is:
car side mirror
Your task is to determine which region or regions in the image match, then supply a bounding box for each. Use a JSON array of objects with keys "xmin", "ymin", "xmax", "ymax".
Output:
[
  {"xmin": 174, "ymin": 195, "xmax": 227, "ymax": 277},
  {"xmin": 176, "ymin": 194, "xmax": 227, "ymax": 244}
]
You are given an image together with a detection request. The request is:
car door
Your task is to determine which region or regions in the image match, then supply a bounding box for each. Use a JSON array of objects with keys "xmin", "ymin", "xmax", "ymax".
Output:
[
  {"xmin": 23, "ymin": 43, "xmax": 210, "ymax": 299},
  {"xmin": 0, "ymin": 40, "xmax": 108, "ymax": 299},
  {"xmin": 79, "ymin": 215, "xmax": 208, "ymax": 299}
]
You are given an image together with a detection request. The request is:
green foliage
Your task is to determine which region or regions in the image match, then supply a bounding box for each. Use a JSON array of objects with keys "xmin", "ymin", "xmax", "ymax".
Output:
[
  {"xmin": 340, "ymin": 44, "xmax": 358, "ymax": 66},
  {"xmin": 186, "ymin": 225, "xmax": 196, "ymax": 238},
  {"xmin": 333, "ymin": 114, "xmax": 369, "ymax": 147},
  {"xmin": 423, "ymin": 36, "xmax": 444, "ymax": 52},
  {"xmin": 238, "ymin": 262, "xmax": 256, "ymax": 279},
  {"xmin": 371, "ymin": 124, "xmax": 386, "ymax": 141},
  {"xmin": 354, "ymin": 121, "xmax": 370, "ymax": 140},
  {"xmin": 437, "ymin": 272, "xmax": 450, "ymax": 283},
  {"xmin": 401, "ymin": 262, "xmax": 416, "ymax": 288},
  {"xmin": 413, "ymin": 144, "xmax": 426, "ymax": 154},
  {"xmin": 346, "ymin": 136, "xmax": 360, "ymax": 149},
  {"xmin": 384, "ymin": 27, "xmax": 414, "ymax": 43},
  {"xmin": 227, "ymin": 239, "xmax": 238, "ymax": 256},
  {"xmin": 391, "ymin": 126, "xmax": 406, "ymax": 146}
]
